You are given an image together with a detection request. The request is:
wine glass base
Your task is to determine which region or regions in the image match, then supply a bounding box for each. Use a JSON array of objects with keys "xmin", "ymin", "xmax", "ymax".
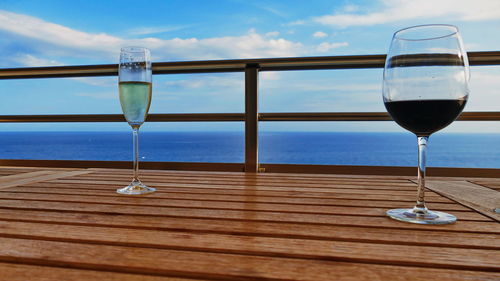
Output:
[
  {"xmin": 117, "ymin": 181, "xmax": 155, "ymax": 195},
  {"xmin": 387, "ymin": 208, "xmax": 456, "ymax": 225}
]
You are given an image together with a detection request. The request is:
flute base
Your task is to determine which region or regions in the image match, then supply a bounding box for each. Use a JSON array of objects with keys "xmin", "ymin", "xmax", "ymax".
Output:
[
  {"xmin": 117, "ymin": 180, "xmax": 155, "ymax": 195},
  {"xmin": 387, "ymin": 208, "xmax": 456, "ymax": 225}
]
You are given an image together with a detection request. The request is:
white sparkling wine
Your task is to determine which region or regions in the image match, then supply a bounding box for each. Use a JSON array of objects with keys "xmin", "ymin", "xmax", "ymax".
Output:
[{"xmin": 119, "ymin": 81, "xmax": 152, "ymax": 127}]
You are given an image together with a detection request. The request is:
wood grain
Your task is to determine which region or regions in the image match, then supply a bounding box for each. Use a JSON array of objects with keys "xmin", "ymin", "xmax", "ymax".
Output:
[
  {"xmin": 4, "ymin": 187, "xmax": 469, "ymax": 210},
  {"xmin": 0, "ymin": 169, "xmax": 92, "ymax": 190},
  {"xmin": 0, "ymin": 197, "xmax": 488, "ymax": 222},
  {"xmin": 0, "ymin": 263, "xmax": 201, "ymax": 281},
  {"xmin": 47, "ymin": 179, "xmax": 448, "ymax": 198},
  {"xmin": 10, "ymin": 181, "xmax": 458, "ymax": 203},
  {"xmin": 0, "ymin": 192, "xmax": 482, "ymax": 219},
  {"xmin": 419, "ymin": 180, "xmax": 500, "ymax": 221},
  {"xmin": 0, "ymin": 237, "xmax": 498, "ymax": 280},
  {"xmin": 0, "ymin": 208, "xmax": 497, "ymax": 234},
  {"xmin": 0, "ymin": 220, "xmax": 498, "ymax": 252},
  {"xmin": 0, "ymin": 167, "xmax": 497, "ymax": 280}
]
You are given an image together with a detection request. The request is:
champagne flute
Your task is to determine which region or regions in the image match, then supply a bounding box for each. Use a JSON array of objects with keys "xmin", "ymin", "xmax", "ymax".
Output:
[
  {"xmin": 117, "ymin": 47, "xmax": 155, "ymax": 195},
  {"xmin": 383, "ymin": 24, "xmax": 469, "ymax": 224}
]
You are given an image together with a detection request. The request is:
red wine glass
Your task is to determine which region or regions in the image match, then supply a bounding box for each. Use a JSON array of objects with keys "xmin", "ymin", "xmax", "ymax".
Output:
[{"xmin": 383, "ymin": 24, "xmax": 470, "ymax": 224}]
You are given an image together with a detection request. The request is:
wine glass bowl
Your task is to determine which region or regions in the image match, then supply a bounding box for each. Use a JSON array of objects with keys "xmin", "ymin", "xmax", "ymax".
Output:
[
  {"xmin": 117, "ymin": 47, "xmax": 155, "ymax": 195},
  {"xmin": 383, "ymin": 24, "xmax": 470, "ymax": 224}
]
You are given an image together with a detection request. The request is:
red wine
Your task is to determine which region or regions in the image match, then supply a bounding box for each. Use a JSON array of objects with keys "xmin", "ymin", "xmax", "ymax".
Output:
[{"xmin": 384, "ymin": 99, "xmax": 466, "ymax": 136}]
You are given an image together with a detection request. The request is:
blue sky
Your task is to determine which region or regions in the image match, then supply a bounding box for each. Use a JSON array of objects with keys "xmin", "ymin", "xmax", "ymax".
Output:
[{"xmin": 0, "ymin": 0, "xmax": 499, "ymax": 133}]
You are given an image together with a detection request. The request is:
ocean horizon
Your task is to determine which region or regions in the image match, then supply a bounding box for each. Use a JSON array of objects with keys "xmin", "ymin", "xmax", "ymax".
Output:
[{"xmin": 0, "ymin": 131, "xmax": 498, "ymax": 168}]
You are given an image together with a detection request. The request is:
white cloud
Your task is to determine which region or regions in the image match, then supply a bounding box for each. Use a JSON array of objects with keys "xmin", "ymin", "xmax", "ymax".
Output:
[
  {"xmin": 314, "ymin": 0, "xmax": 500, "ymax": 27},
  {"xmin": 14, "ymin": 54, "xmax": 63, "ymax": 67},
  {"xmin": 286, "ymin": 20, "xmax": 305, "ymax": 26},
  {"xmin": 260, "ymin": 72, "xmax": 281, "ymax": 81},
  {"xmin": 341, "ymin": 5, "xmax": 360, "ymax": 13},
  {"xmin": 263, "ymin": 79, "xmax": 380, "ymax": 92},
  {"xmin": 159, "ymin": 72, "xmax": 281, "ymax": 97},
  {"xmin": 0, "ymin": 10, "xmax": 121, "ymax": 59},
  {"xmin": 265, "ymin": 31, "xmax": 280, "ymax": 37},
  {"xmin": 74, "ymin": 91, "xmax": 116, "ymax": 99},
  {"xmin": 192, "ymin": 30, "xmax": 304, "ymax": 59},
  {"xmin": 0, "ymin": 10, "xmax": 305, "ymax": 66},
  {"xmin": 467, "ymin": 70, "xmax": 500, "ymax": 111},
  {"xmin": 127, "ymin": 25, "xmax": 192, "ymax": 36},
  {"xmin": 165, "ymin": 75, "xmax": 243, "ymax": 90},
  {"xmin": 464, "ymin": 42, "xmax": 482, "ymax": 50},
  {"xmin": 70, "ymin": 77, "xmax": 116, "ymax": 87},
  {"xmin": 312, "ymin": 31, "xmax": 328, "ymax": 38},
  {"xmin": 316, "ymin": 42, "xmax": 349, "ymax": 52},
  {"xmin": 261, "ymin": 77, "xmax": 384, "ymax": 112},
  {"xmin": 254, "ymin": 5, "xmax": 287, "ymax": 18}
]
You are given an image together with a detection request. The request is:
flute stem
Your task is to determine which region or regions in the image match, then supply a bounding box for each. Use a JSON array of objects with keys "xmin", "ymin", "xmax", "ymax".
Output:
[{"xmin": 132, "ymin": 126, "xmax": 140, "ymax": 183}]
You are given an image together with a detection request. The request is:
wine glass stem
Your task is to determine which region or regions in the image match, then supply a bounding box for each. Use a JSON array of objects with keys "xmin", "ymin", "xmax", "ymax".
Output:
[
  {"xmin": 132, "ymin": 126, "xmax": 140, "ymax": 182},
  {"xmin": 414, "ymin": 136, "xmax": 429, "ymax": 214}
]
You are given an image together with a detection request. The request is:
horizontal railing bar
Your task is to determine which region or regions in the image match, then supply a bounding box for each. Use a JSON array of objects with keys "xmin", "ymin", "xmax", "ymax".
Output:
[
  {"xmin": 0, "ymin": 113, "xmax": 245, "ymax": 123},
  {"xmin": 0, "ymin": 51, "xmax": 499, "ymax": 79},
  {"xmin": 260, "ymin": 112, "xmax": 500, "ymax": 121},
  {"xmin": 0, "ymin": 159, "xmax": 498, "ymax": 178},
  {"xmin": 261, "ymin": 112, "xmax": 393, "ymax": 121},
  {"xmin": 0, "ymin": 111, "xmax": 498, "ymax": 123}
]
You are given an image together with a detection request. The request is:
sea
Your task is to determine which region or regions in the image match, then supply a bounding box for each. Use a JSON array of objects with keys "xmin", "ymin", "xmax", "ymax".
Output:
[{"xmin": 0, "ymin": 131, "xmax": 498, "ymax": 168}]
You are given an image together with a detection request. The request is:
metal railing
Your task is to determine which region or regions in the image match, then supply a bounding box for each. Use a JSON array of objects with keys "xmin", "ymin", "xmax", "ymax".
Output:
[{"xmin": 0, "ymin": 51, "xmax": 499, "ymax": 175}]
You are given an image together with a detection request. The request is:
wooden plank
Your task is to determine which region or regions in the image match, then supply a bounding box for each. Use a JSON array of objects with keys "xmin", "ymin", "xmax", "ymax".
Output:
[
  {"xmin": 71, "ymin": 177, "xmax": 419, "ymax": 190},
  {"xmin": 1, "ymin": 260, "xmax": 496, "ymax": 281},
  {"xmin": 0, "ymin": 170, "xmax": 92, "ymax": 190},
  {"xmin": 0, "ymin": 165, "xmax": 79, "ymax": 171},
  {"xmin": 0, "ymin": 208, "xmax": 497, "ymax": 235},
  {"xmin": 12, "ymin": 182, "xmax": 457, "ymax": 203},
  {"xmin": 470, "ymin": 180, "xmax": 500, "ymax": 185},
  {"xmin": 88, "ymin": 167, "xmax": 415, "ymax": 178},
  {"xmin": 0, "ymin": 237, "xmax": 498, "ymax": 280},
  {"xmin": 470, "ymin": 180, "xmax": 500, "ymax": 191},
  {"xmin": 47, "ymin": 179, "xmax": 448, "ymax": 198},
  {"xmin": 0, "ymin": 170, "xmax": 55, "ymax": 180},
  {"xmin": 0, "ymin": 220, "xmax": 498, "ymax": 252},
  {"xmin": 89, "ymin": 168, "xmax": 498, "ymax": 182},
  {"xmin": 0, "ymin": 263, "xmax": 200, "ymax": 281},
  {"xmin": 72, "ymin": 172, "xmax": 419, "ymax": 185},
  {"xmin": 52, "ymin": 174, "xmax": 419, "ymax": 189},
  {"xmin": 89, "ymin": 167, "xmax": 500, "ymax": 182},
  {"xmin": 420, "ymin": 180, "xmax": 500, "ymax": 221},
  {"xmin": 0, "ymin": 167, "xmax": 65, "ymax": 174},
  {"xmin": 0, "ymin": 170, "xmax": 33, "ymax": 176},
  {"xmin": 0, "ymin": 225, "xmax": 497, "ymax": 274},
  {"xmin": 87, "ymin": 168, "xmax": 418, "ymax": 182},
  {"xmin": 68, "ymin": 177, "xmax": 415, "ymax": 191},
  {"xmin": 0, "ymin": 197, "xmax": 487, "ymax": 222},
  {"xmin": 73, "ymin": 171, "xmax": 403, "ymax": 184},
  {"xmin": 4, "ymin": 187, "xmax": 470, "ymax": 211},
  {"xmin": 0, "ymin": 192, "xmax": 480, "ymax": 219}
]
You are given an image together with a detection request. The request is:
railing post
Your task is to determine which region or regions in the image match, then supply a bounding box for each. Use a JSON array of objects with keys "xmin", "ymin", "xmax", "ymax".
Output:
[{"xmin": 245, "ymin": 63, "xmax": 260, "ymax": 172}]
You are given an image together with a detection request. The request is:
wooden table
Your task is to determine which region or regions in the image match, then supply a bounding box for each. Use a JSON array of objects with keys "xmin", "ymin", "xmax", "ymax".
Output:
[{"xmin": 0, "ymin": 166, "xmax": 498, "ymax": 280}]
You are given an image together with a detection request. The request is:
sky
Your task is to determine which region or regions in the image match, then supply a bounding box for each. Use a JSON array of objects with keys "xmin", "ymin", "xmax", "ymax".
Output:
[{"xmin": 0, "ymin": 0, "xmax": 499, "ymax": 133}]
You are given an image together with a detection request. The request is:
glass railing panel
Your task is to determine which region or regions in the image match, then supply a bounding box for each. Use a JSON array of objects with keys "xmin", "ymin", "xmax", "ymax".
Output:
[
  {"xmin": 259, "ymin": 121, "xmax": 500, "ymax": 168},
  {"xmin": 0, "ymin": 122, "xmax": 244, "ymax": 163}
]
